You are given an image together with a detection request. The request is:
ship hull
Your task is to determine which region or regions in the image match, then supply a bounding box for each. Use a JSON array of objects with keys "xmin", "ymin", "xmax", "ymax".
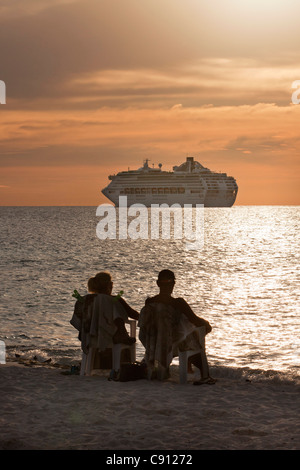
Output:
[{"xmin": 102, "ymin": 188, "xmax": 237, "ymax": 207}]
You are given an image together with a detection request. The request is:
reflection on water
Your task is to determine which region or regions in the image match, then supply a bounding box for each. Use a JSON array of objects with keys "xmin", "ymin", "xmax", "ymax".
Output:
[{"xmin": 0, "ymin": 206, "xmax": 299, "ymax": 377}]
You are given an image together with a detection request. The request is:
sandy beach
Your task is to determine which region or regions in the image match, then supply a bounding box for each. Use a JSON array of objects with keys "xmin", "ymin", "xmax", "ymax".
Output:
[{"xmin": 0, "ymin": 359, "xmax": 299, "ymax": 451}]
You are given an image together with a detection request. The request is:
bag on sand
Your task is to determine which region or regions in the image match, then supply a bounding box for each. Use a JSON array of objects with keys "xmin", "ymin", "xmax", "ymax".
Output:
[{"xmin": 114, "ymin": 361, "xmax": 147, "ymax": 382}]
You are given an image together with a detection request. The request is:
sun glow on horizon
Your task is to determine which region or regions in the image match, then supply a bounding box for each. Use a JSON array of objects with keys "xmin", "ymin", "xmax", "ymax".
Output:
[{"xmin": 0, "ymin": 0, "xmax": 299, "ymax": 205}]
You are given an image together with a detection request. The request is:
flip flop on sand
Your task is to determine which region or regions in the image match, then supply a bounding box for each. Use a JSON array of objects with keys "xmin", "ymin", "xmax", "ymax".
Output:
[{"xmin": 193, "ymin": 377, "xmax": 216, "ymax": 385}]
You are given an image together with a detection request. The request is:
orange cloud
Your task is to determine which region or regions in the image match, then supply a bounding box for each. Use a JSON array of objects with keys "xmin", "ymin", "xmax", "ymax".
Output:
[{"xmin": 1, "ymin": 102, "xmax": 299, "ymax": 205}]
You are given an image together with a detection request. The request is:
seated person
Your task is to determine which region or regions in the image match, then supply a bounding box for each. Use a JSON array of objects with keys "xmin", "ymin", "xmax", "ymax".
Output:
[
  {"xmin": 90, "ymin": 272, "xmax": 138, "ymax": 345},
  {"xmin": 139, "ymin": 269, "xmax": 215, "ymax": 384},
  {"xmin": 71, "ymin": 271, "xmax": 139, "ymax": 354}
]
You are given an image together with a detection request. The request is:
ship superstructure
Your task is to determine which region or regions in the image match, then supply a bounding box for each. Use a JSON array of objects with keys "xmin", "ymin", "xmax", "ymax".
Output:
[{"xmin": 102, "ymin": 157, "xmax": 238, "ymax": 207}]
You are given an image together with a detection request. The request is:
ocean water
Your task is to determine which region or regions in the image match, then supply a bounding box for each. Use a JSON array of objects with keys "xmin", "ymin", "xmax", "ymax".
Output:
[{"xmin": 0, "ymin": 206, "xmax": 299, "ymax": 382}]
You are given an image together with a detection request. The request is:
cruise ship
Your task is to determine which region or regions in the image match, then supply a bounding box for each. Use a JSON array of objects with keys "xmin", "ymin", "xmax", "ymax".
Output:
[{"xmin": 102, "ymin": 157, "xmax": 238, "ymax": 207}]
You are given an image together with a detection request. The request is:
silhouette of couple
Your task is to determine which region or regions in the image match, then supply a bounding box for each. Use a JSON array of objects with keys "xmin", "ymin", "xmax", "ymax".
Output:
[{"xmin": 72, "ymin": 269, "xmax": 215, "ymax": 384}]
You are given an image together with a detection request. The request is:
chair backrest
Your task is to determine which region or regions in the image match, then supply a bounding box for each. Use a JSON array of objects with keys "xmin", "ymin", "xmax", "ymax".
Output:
[
  {"xmin": 139, "ymin": 302, "xmax": 181, "ymax": 369},
  {"xmin": 80, "ymin": 298, "xmax": 137, "ymax": 376}
]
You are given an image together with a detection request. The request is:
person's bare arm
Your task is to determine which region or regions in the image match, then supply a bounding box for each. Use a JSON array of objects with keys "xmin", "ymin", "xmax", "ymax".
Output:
[
  {"xmin": 118, "ymin": 297, "xmax": 139, "ymax": 320},
  {"xmin": 176, "ymin": 298, "xmax": 212, "ymax": 333}
]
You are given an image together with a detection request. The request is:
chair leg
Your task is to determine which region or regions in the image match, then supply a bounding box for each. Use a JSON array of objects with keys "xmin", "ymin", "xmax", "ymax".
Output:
[
  {"xmin": 129, "ymin": 344, "xmax": 136, "ymax": 363},
  {"xmin": 86, "ymin": 349, "xmax": 92, "ymax": 375},
  {"xmin": 80, "ymin": 353, "xmax": 87, "ymax": 376},
  {"xmin": 80, "ymin": 350, "xmax": 94, "ymax": 376},
  {"xmin": 128, "ymin": 321, "xmax": 136, "ymax": 362},
  {"xmin": 147, "ymin": 365, "xmax": 154, "ymax": 380},
  {"xmin": 112, "ymin": 343, "xmax": 122, "ymax": 371}
]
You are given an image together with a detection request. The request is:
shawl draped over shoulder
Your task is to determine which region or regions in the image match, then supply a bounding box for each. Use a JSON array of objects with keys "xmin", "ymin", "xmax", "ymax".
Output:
[
  {"xmin": 70, "ymin": 293, "xmax": 128, "ymax": 354},
  {"xmin": 138, "ymin": 301, "xmax": 202, "ymax": 369}
]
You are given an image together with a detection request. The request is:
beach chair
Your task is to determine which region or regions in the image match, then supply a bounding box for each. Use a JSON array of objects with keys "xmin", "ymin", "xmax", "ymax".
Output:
[
  {"xmin": 139, "ymin": 303, "xmax": 209, "ymax": 384},
  {"xmin": 148, "ymin": 326, "xmax": 208, "ymax": 384},
  {"xmin": 80, "ymin": 319, "xmax": 136, "ymax": 376},
  {"xmin": 178, "ymin": 326, "xmax": 207, "ymax": 384}
]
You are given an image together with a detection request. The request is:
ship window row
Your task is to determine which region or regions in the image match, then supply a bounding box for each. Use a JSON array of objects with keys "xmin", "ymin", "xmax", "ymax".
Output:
[
  {"xmin": 206, "ymin": 190, "xmax": 219, "ymax": 195},
  {"xmin": 206, "ymin": 189, "xmax": 237, "ymax": 196},
  {"xmin": 120, "ymin": 187, "xmax": 186, "ymax": 195}
]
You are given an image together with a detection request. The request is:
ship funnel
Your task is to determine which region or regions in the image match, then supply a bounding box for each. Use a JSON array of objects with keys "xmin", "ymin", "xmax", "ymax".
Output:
[{"xmin": 186, "ymin": 156, "xmax": 194, "ymax": 172}]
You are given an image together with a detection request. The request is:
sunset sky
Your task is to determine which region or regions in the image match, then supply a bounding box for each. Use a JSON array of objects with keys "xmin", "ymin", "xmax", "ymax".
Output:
[{"xmin": 0, "ymin": 0, "xmax": 299, "ymax": 205}]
